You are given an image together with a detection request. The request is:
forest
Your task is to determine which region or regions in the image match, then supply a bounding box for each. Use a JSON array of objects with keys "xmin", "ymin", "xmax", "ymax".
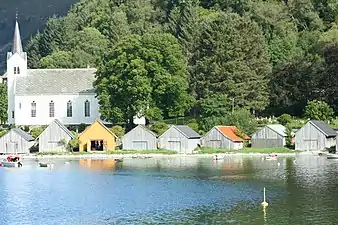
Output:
[{"xmin": 19, "ymin": 0, "xmax": 338, "ymax": 131}]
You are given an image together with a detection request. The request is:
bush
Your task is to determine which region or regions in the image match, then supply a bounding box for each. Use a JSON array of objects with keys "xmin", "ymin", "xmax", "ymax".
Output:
[
  {"xmin": 30, "ymin": 127, "xmax": 44, "ymax": 138},
  {"xmin": 0, "ymin": 129, "xmax": 7, "ymax": 137},
  {"xmin": 277, "ymin": 114, "xmax": 292, "ymax": 125},
  {"xmin": 149, "ymin": 122, "xmax": 168, "ymax": 136},
  {"xmin": 23, "ymin": 125, "xmax": 30, "ymax": 132},
  {"xmin": 109, "ymin": 125, "xmax": 125, "ymax": 138},
  {"xmin": 68, "ymin": 135, "xmax": 80, "ymax": 152}
]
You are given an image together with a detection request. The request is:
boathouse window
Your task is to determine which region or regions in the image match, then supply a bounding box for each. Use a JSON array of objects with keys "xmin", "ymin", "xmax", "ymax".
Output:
[
  {"xmin": 49, "ymin": 101, "xmax": 55, "ymax": 117},
  {"xmin": 84, "ymin": 100, "xmax": 90, "ymax": 117},
  {"xmin": 31, "ymin": 101, "xmax": 36, "ymax": 117},
  {"xmin": 67, "ymin": 100, "xmax": 72, "ymax": 117}
]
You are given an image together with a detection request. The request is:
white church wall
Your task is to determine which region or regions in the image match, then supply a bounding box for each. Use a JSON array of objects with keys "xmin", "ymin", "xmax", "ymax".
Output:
[{"xmin": 14, "ymin": 94, "xmax": 100, "ymax": 126}]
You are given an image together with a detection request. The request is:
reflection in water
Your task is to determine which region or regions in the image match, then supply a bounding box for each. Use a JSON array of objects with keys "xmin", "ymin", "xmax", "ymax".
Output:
[
  {"xmin": 79, "ymin": 159, "xmax": 116, "ymax": 170},
  {"xmin": 263, "ymin": 205, "xmax": 267, "ymax": 224},
  {"xmin": 1, "ymin": 156, "xmax": 338, "ymax": 224}
]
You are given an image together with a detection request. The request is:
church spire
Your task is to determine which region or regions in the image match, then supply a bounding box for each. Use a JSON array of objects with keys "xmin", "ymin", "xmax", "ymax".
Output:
[{"xmin": 11, "ymin": 14, "xmax": 23, "ymax": 55}]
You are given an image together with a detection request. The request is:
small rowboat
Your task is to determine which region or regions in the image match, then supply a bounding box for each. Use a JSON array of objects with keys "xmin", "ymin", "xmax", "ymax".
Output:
[
  {"xmin": 38, "ymin": 162, "xmax": 54, "ymax": 168},
  {"xmin": 213, "ymin": 155, "xmax": 224, "ymax": 160},
  {"xmin": 263, "ymin": 154, "xmax": 278, "ymax": 161},
  {"xmin": 1, "ymin": 156, "xmax": 23, "ymax": 167},
  {"xmin": 1, "ymin": 160, "xmax": 22, "ymax": 167}
]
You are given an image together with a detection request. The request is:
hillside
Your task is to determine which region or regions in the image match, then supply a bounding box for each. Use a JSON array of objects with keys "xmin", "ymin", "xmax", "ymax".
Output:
[
  {"xmin": 3, "ymin": 0, "xmax": 338, "ymax": 133},
  {"xmin": 0, "ymin": 0, "xmax": 77, "ymax": 72}
]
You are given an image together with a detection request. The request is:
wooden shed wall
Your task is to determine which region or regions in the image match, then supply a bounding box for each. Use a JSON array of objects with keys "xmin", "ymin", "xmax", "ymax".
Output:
[
  {"xmin": 295, "ymin": 122, "xmax": 335, "ymax": 151},
  {"xmin": 201, "ymin": 127, "xmax": 243, "ymax": 150},
  {"xmin": 251, "ymin": 126, "xmax": 285, "ymax": 148},
  {"xmin": 122, "ymin": 126, "xmax": 157, "ymax": 150},
  {"xmin": 158, "ymin": 127, "xmax": 200, "ymax": 154},
  {"xmin": 0, "ymin": 130, "xmax": 34, "ymax": 154},
  {"xmin": 39, "ymin": 122, "xmax": 72, "ymax": 153}
]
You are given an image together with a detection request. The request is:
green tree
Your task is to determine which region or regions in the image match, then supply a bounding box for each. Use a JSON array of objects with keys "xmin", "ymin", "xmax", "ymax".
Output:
[
  {"xmin": 285, "ymin": 124, "xmax": 293, "ymax": 148},
  {"xmin": 0, "ymin": 83, "xmax": 7, "ymax": 124},
  {"xmin": 223, "ymin": 109, "xmax": 258, "ymax": 135},
  {"xmin": 40, "ymin": 51, "xmax": 74, "ymax": 68},
  {"xmin": 277, "ymin": 114, "xmax": 293, "ymax": 125},
  {"xmin": 304, "ymin": 100, "xmax": 334, "ymax": 121},
  {"xmin": 94, "ymin": 33, "xmax": 191, "ymax": 127},
  {"xmin": 190, "ymin": 12, "xmax": 271, "ymax": 111},
  {"xmin": 109, "ymin": 125, "xmax": 125, "ymax": 138}
]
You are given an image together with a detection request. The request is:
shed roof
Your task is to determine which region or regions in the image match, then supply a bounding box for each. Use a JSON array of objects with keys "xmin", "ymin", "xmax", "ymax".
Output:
[
  {"xmin": 216, "ymin": 126, "xmax": 250, "ymax": 142},
  {"xmin": 12, "ymin": 128, "xmax": 34, "ymax": 141},
  {"xmin": 266, "ymin": 124, "xmax": 286, "ymax": 137},
  {"xmin": 78, "ymin": 120, "xmax": 118, "ymax": 139},
  {"xmin": 124, "ymin": 125, "xmax": 157, "ymax": 138},
  {"xmin": 39, "ymin": 119, "xmax": 75, "ymax": 139},
  {"xmin": 15, "ymin": 68, "xmax": 96, "ymax": 95},
  {"xmin": 309, "ymin": 120, "xmax": 337, "ymax": 137},
  {"xmin": 174, "ymin": 125, "xmax": 201, "ymax": 139}
]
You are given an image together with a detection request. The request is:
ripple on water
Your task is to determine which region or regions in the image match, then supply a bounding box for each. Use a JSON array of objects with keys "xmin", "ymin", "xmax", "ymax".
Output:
[{"xmin": 1, "ymin": 156, "xmax": 338, "ymax": 224}]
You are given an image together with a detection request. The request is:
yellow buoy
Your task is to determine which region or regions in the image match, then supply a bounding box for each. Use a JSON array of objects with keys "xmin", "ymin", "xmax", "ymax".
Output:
[{"xmin": 261, "ymin": 187, "xmax": 268, "ymax": 207}]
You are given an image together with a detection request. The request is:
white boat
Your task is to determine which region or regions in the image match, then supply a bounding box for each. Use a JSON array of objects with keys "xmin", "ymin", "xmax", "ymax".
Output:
[
  {"xmin": 213, "ymin": 155, "xmax": 224, "ymax": 160},
  {"xmin": 263, "ymin": 154, "xmax": 278, "ymax": 161},
  {"xmin": 1, "ymin": 160, "xmax": 22, "ymax": 167},
  {"xmin": 327, "ymin": 154, "xmax": 338, "ymax": 159}
]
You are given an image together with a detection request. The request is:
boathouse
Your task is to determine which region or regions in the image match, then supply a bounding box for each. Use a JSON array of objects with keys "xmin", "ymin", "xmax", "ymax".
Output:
[
  {"xmin": 295, "ymin": 120, "xmax": 336, "ymax": 151},
  {"xmin": 78, "ymin": 120, "xmax": 119, "ymax": 152},
  {"xmin": 38, "ymin": 119, "xmax": 74, "ymax": 153},
  {"xmin": 201, "ymin": 126, "xmax": 249, "ymax": 150},
  {"xmin": 251, "ymin": 124, "xmax": 287, "ymax": 148},
  {"xmin": 122, "ymin": 125, "xmax": 157, "ymax": 150},
  {"xmin": 0, "ymin": 128, "xmax": 35, "ymax": 154},
  {"xmin": 158, "ymin": 125, "xmax": 201, "ymax": 154}
]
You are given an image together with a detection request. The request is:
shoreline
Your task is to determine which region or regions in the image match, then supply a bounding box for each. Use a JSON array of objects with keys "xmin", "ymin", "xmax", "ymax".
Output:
[{"xmin": 0, "ymin": 151, "xmax": 317, "ymax": 160}]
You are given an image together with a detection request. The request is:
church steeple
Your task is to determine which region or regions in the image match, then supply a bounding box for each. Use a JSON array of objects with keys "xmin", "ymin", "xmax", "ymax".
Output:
[{"xmin": 11, "ymin": 18, "xmax": 23, "ymax": 55}]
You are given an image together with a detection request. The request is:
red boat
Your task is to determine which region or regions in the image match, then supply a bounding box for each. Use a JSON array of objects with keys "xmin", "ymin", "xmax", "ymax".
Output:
[{"xmin": 1, "ymin": 156, "xmax": 22, "ymax": 167}]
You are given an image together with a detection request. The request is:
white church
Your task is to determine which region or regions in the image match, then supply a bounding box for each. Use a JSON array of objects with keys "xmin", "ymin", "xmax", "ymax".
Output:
[{"xmin": 2, "ymin": 20, "xmax": 145, "ymax": 126}]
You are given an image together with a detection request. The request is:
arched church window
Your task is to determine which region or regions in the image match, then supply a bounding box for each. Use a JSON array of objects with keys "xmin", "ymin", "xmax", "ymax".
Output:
[
  {"xmin": 84, "ymin": 100, "xmax": 90, "ymax": 117},
  {"xmin": 49, "ymin": 101, "xmax": 55, "ymax": 117},
  {"xmin": 31, "ymin": 101, "xmax": 36, "ymax": 117},
  {"xmin": 14, "ymin": 67, "xmax": 17, "ymax": 74},
  {"xmin": 67, "ymin": 101, "xmax": 72, "ymax": 117}
]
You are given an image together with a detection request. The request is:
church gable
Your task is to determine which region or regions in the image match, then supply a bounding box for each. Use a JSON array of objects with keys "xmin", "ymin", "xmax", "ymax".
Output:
[{"xmin": 15, "ymin": 68, "xmax": 97, "ymax": 95}]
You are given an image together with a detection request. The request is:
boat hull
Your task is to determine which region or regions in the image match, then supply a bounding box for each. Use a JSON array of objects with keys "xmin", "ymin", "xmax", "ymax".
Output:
[
  {"xmin": 1, "ymin": 161, "xmax": 22, "ymax": 167},
  {"xmin": 327, "ymin": 155, "xmax": 338, "ymax": 159}
]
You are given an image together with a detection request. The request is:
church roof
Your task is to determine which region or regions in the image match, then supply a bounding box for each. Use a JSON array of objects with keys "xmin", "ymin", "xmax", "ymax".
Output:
[
  {"xmin": 12, "ymin": 20, "xmax": 23, "ymax": 55},
  {"xmin": 15, "ymin": 68, "xmax": 97, "ymax": 95}
]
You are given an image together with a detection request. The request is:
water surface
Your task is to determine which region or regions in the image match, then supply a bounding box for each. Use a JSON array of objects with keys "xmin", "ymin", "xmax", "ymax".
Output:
[{"xmin": 0, "ymin": 155, "xmax": 337, "ymax": 224}]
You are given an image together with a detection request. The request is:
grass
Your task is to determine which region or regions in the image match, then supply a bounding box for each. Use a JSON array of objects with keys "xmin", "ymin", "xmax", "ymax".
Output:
[
  {"xmin": 106, "ymin": 149, "xmax": 177, "ymax": 154},
  {"xmin": 36, "ymin": 149, "xmax": 177, "ymax": 155},
  {"xmin": 197, "ymin": 147, "xmax": 294, "ymax": 154},
  {"xmin": 239, "ymin": 148, "xmax": 295, "ymax": 154}
]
